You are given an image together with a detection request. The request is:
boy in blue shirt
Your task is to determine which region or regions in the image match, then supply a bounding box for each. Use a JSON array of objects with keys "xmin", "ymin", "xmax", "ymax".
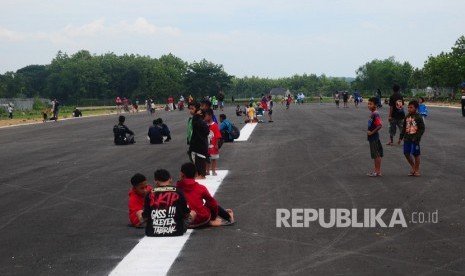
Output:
[
  {"xmin": 418, "ymin": 97, "xmax": 428, "ymax": 123},
  {"xmin": 219, "ymin": 114, "xmax": 233, "ymax": 142}
]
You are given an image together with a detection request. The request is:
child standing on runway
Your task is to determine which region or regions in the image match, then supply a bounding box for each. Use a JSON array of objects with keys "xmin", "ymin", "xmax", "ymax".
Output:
[
  {"xmin": 366, "ymin": 97, "xmax": 383, "ymax": 177},
  {"xmin": 398, "ymin": 100, "xmax": 425, "ymax": 176}
]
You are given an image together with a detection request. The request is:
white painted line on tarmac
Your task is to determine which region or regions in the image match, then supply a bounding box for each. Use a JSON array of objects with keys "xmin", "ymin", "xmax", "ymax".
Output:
[
  {"xmin": 428, "ymin": 105, "xmax": 461, "ymax": 109},
  {"xmin": 0, "ymin": 113, "xmax": 117, "ymax": 129},
  {"xmin": 235, "ymin": 123, "xmax": 257, "ymax": 141},
  {"xmin": 109, "ymin": 170, "xmax": 229, "ymax": 276}
]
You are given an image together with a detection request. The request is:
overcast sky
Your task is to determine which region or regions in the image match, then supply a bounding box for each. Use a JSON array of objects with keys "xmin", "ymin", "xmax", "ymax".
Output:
[{"xmin": 1, "ymin": 0, "xmax": 464, "ymax": 78}]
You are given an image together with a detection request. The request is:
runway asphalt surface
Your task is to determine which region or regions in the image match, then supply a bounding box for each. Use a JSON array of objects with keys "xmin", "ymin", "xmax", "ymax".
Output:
[{"xmin": 0, "ymin": 102, "xmax": 464, "ymax": 276}]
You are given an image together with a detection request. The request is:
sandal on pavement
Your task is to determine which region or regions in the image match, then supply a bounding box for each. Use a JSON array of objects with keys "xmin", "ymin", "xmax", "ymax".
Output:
[
  {"xmin": 222, "ymin": 209, "xmax": 235, "ymax": 226},
  {"xmin": 221, "ymin": 220, "xmax": 235, "ymax": 226}
]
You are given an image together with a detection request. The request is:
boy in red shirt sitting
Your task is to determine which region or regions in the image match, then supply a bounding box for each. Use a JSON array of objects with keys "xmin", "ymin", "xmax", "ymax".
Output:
[
  {"xmin": 128, "ymin": 173, "xmax": 152, "ymax": 227},
  {"xmin": 176, "ymin": 162, "xmax": 234, "ymax": 228}
]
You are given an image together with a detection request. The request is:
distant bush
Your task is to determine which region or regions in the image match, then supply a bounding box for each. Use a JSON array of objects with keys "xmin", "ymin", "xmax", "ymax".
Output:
[{"xmin": 32, "ymin": 97, "xmax": 46, "ymax": 111}]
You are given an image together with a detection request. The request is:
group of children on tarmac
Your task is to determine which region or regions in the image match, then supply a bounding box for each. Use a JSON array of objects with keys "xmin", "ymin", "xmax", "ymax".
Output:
[
  {"xmin": 128, "ymin": 99, "xmax": 235, "ymax": 236},
  {"xmin": 235, "ymin": 95, "xmax": 274, "ymax": 123},
  {"xmin": 366, "ymin": 84, "xmax": 427, "ymax": 177},
  {"xmin": 128, "ymin": 163, "xmax": 234, "ymax": 237}
]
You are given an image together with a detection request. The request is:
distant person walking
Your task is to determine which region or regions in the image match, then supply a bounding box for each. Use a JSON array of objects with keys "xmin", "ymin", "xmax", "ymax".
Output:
[
  {"xmin": 461, "ymin": 82, "xmax": 465, "ymax": 117},
  {"xmin": 334, "ymin": 91, "xmax": 340, "ymax": 108},
  {"xmin": 116, "ymin": 96, "xmax": 122, "ymax": 114},
  {"xmin": 353, "ymin": 89, "xmax": 360, "ymax": 108},
  {"xmin": 218, "ymin": 91, "xmax": 225, "ymax": 111},
  {"xmin": 387, "ymin": 84, "xmax": 405, "ymax": 145},
  {"xmin": 211, "ymin": 96, "xmax": 218, "ymax": 110},
  {"xmin": 342, "ymin": 91, "xmax": 349, "ymax": 108},
  {"xmin": 376, "ymin": 89, "xmax": 383, "ymax": 108},
  {"xmin": 150, "ymin": 101, "xmax": 156, "ymax": 115},
  {"xmin": 134, "ymin": 99, "xmax": 139, "ymax": 112},
  {"xmin": 168, "ymin": 96, "xmax": 174, "ymax": 111},
  {"xmin": 267, "ymin": 95, "xmax": 274, "ymax": 122},
  {"xmin": 286, "ymin": 95, "xmax": 292, "ymax": 110},
  {"xmin": 123, "ymin": 97, "xmax": 129, "ymax": 112},
  {"xmin": 52, "ymin": 99, "xmax": 60, "ymax": 121},
  {"xmin": 7, "ymin": 103, "xmax": 13, "ymax": 119}
]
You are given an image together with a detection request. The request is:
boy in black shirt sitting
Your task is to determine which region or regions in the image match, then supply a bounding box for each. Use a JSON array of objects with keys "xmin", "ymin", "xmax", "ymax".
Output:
[
  {"xmin": 113, "ymin": 115, "xmax": 135, "ymax": 145},
  {"xmin": 143, "ymin": 169, "xmax": 193, "ymax": 237}
]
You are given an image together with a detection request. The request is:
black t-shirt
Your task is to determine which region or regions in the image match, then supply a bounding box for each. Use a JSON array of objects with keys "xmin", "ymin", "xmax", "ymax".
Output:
[
  {"xmin": 189, "ymin": 114, "xmax": 209, "ymax": 155},
  {"xmin": 143, "ymin": 186, "xmax": 190, "ymax": 237},
  {"xmin": 389, "ymin": 93, "xmax": 405, "ymax": 119},
  {"xmin": 113, "ymin": 123, "xmax": 134, "ymax": 144},
  {"xmin": 342, "ymin": 92, "xmax": 349, "ymax": 100}
]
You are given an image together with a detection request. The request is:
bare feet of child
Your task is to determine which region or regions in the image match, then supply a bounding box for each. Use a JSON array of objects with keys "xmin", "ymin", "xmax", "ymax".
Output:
[{"xmin": 209, "ymin": 217, "xmax": 223, "ymax": 227}]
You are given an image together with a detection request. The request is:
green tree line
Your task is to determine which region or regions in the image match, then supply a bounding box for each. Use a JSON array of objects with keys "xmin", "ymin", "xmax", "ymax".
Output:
[
  {"xmin": 0, "ymin": 35, "xmax": 464, "ymax": 104},
  {"xmin": 353, "ymin": 36, "xmax": 465, "ymax": 97}
]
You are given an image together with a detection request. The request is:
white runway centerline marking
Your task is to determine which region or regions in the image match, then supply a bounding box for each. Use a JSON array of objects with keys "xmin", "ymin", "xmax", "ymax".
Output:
[
  {"xmin": 109, "ymin": 170, "xmax": 229, "ymax": 276},
  {"xmin": 235, "ymin": 123, "xmax": 257, "ymax": 141}
]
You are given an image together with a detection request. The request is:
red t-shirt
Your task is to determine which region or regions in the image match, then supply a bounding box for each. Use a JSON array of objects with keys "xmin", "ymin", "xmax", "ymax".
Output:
[
  {"xmin": 176, "ymin": 179, "xmax": 218, "ymax": 227},
  {"xmin": 208, "ymin": 122, "xmax": 222, "ymax": 155},
  {"xmin": 128, "ymin": 186, "xmax": 152, "ymax": 226}
]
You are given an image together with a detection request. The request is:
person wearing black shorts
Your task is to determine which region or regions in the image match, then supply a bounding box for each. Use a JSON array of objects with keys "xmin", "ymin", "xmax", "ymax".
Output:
[{"xmin": 342, "ymin": 91, "xmax": 349, "ymax": 108}]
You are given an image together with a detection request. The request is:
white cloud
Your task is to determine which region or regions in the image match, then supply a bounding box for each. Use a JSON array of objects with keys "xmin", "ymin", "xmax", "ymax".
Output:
[
  {"xmin": 63, "ymin": 19, "xmax": 107, "ymax": 37},
  {"xmin": 0, "ymin": 27, "xmax": 26, "ymax": 42},
  {"xmin": 0, "ymin": 18, "xmax": 181, "ymax": 46},
  {"xmin": 119, "ymin": 17, "xmax": 181, "ymax": 36}
]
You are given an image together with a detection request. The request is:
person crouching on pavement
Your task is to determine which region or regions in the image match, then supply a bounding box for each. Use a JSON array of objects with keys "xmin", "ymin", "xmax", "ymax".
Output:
[{"xmin": 176, "ymin": 162, "xmax": 235, "ymax": 228}]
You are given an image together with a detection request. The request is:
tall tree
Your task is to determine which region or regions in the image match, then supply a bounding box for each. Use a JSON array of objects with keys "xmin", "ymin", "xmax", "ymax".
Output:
[
  {"xmin": 354, "ymin": 57, "xmax": 413, "ymax": 93},
  {"xmin": 185, "ymin": 59, "xmax": 233, "ymax": 99}
]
